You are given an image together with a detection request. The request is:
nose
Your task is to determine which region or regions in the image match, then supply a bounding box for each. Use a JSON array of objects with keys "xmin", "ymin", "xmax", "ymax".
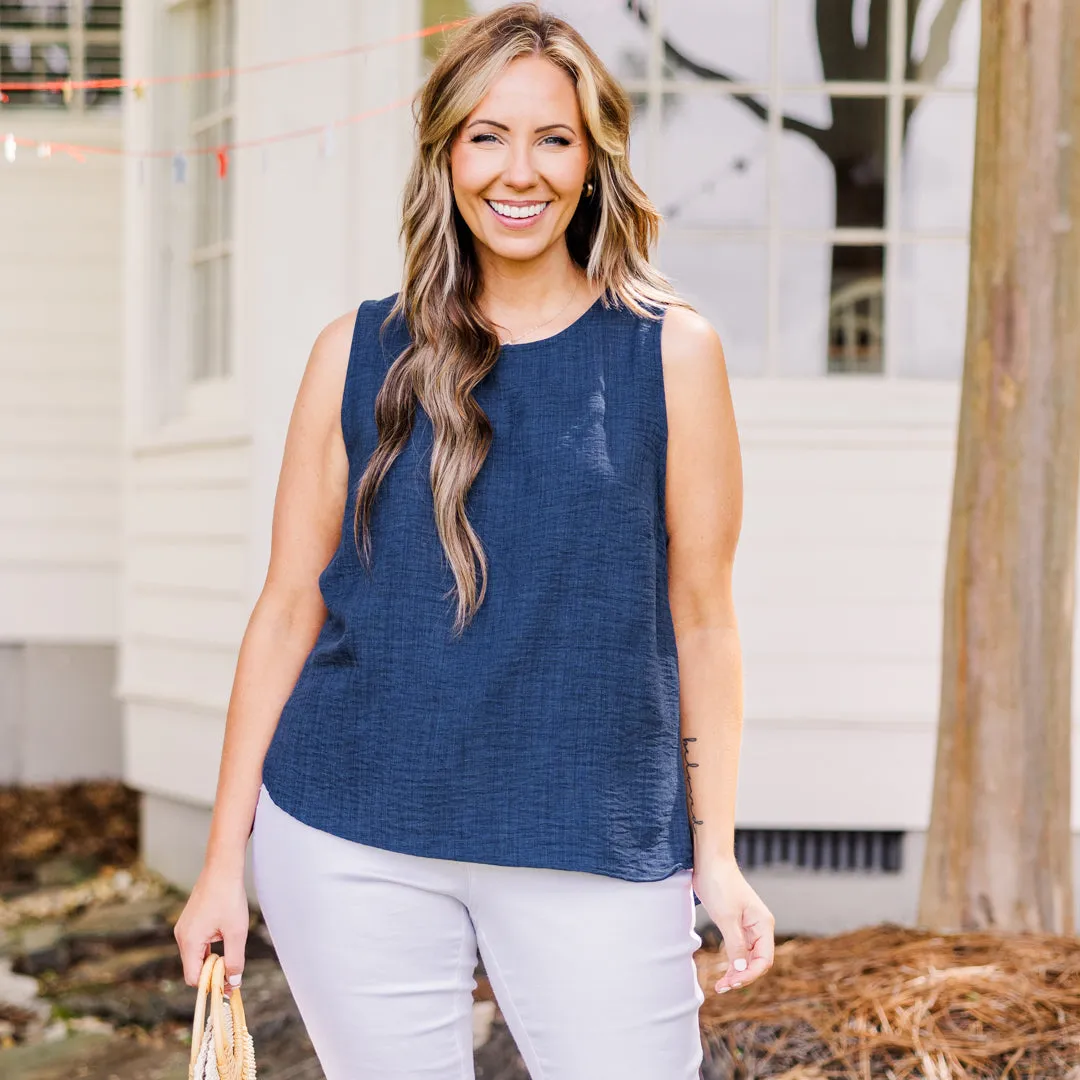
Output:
[{"xmin": 501, "ymin": 138, "xmax": 539, "ymax": 190}]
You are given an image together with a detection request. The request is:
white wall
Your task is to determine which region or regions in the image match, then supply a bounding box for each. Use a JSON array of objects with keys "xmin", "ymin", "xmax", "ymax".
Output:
[
  {"xmin": 731, "ymin": 380, "xmax": 958, "ymax": 831},
  {"xmin": 0, "ymin": 116, "xmax": 123, "ymax": 645},
  {"xmin": 732, "ymin": 379, "xmax": 1080, "ymax": 836},
  {"xmin": 121, "ymin": 0, "xmax": 419, "ymax": 818}
]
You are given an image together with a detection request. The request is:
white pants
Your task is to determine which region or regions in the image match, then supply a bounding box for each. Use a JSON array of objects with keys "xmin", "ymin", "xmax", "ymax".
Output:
[{"xmin": 252, "ymin": 784, "xmax": 705, "ymax": 1079}]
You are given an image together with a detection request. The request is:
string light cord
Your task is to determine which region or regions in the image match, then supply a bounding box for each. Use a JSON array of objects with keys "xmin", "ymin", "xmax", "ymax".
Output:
[
  {"xmin": 2, "ymin": 18, "xmax": 470, "ymax": 164},
  {"xmin": 0, "ymin": 18, "xmax": 469, "ymax": 94},
  {"xmin": 5, "ymin": 95, "xmax": 413, "ymax": 165}
]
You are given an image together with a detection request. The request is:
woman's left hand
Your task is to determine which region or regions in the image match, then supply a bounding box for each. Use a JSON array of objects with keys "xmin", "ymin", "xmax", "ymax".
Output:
[{"xmin": 693, "ymin": 856, "xmax": 775, "ymax": 993}]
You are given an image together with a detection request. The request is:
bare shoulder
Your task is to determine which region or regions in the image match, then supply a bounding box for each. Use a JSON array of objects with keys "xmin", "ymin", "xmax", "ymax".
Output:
[
  {"xmin": 659, "ymin": 303, "xmax": 728, "ymax": 379},
  {"xmin": 292, "ymin": 306, "xmax": 359, "ymax": 418},
  {"xmin": 657, "ymin": 303, "xmax": 742, "ymax": 556},
  {"xmin": 658, "ymin": 304, "xmax": 732, "ymax": 430},
  {"xmin": 309, "ymin": 307, "xmax": 359, "ymax": 380}
]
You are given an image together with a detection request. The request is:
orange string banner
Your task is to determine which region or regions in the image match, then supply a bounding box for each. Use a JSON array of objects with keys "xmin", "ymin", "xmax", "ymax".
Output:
[
  {"xmin": 0, "ymin": 19, "xmax": 469, "ymax": 94},
  {"xmin": 1, "ymin": 17, "xmax": 471, "ymax": 168},
  {"xmin": 4, "ymin": 94, "xmax": 415, "ymax": 166}
]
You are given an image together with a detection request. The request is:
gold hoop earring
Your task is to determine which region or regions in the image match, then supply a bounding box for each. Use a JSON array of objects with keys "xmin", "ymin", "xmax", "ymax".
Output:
[{"xmin": 583, "ymin": 179, "xmax": 595, "ymax": 198}]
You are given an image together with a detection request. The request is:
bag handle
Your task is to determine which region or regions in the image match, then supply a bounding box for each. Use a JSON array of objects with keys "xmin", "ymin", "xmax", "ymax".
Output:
[{"xmin": 189, "ymin": 952, "xmax": 251, "ymax": 1080}]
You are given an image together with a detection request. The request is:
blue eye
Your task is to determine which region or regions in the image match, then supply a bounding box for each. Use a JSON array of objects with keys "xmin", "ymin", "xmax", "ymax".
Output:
[{"xmin": 468, "ymin": 133, "xmax": 571, "ymax": 146}]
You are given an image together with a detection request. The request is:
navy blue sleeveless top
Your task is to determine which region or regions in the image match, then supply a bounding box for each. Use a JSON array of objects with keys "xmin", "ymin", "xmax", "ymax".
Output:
[{"xmin": 262, "ymin": 290, "xmax": 697, "ymax": 897}]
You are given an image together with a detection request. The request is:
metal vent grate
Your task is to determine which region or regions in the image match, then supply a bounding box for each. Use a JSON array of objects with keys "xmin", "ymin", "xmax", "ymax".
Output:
[{"xmin": 734, "ymin": 828, "xmax": 904, "ymax": 874}]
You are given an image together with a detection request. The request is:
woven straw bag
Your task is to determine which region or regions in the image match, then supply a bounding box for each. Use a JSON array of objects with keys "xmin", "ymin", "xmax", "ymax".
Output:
[{"xmin": 189, "ymin": 952, "xmax": 257, "ymax": 1080}]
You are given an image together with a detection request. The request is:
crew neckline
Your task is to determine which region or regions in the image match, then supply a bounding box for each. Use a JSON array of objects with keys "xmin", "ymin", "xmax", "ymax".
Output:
[{"xmin": 498, "ymin": 292, "xmax": 606, "ymax": 354}]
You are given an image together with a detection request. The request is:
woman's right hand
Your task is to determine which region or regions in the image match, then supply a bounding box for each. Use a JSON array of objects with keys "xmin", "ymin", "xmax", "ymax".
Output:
[{"xmin": 173, "ymin": 862, "xmax": 251, "ymax": 990}]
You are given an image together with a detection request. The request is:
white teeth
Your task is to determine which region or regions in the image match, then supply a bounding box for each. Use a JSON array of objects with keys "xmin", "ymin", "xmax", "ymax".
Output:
[{"xmin": 488, "ymin": 200, "xmax": 548, "ymax": 219}]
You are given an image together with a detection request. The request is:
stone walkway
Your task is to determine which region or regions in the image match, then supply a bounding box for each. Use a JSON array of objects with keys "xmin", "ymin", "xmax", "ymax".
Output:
[{"xmin": 0, "ymin": 864, "xmax": 531, "ymax": 1080}]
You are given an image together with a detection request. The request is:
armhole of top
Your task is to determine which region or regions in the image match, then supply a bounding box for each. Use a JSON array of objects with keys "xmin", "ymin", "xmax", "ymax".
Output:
[
  {"xmin": 651, "ymin": 303, "xmax": 672, "ymax": 444},
  {"xmin": 652, "ymin": 304, "xmax": 673, "ymax": 543},
  {"xmin": 339, "ymin": 300, "xmax": 372, "ymax": 458}
]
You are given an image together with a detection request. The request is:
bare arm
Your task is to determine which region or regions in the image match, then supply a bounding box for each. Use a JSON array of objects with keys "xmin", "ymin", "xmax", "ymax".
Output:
[
  {"xmin": 174, "ymin": 307, "xmax": 357, "ymax": 987},
  {"xmin": 661, "ymin": 305, "xmax": 774, "ymax": 992},
  {"xmin": 663, "ymin": 305, "xmax": 744, "ymax": 865}
]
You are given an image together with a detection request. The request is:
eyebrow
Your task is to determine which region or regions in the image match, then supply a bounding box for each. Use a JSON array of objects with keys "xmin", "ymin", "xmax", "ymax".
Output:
[{"xmin": 466, "ymin": 119, "xmax": 577, "ymax": 135}]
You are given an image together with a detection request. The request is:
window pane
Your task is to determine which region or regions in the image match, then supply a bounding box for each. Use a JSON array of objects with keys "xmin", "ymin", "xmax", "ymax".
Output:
[
  {"xmin": 219, "ymin": 251, "xmax": 233, "ymax": 378},
  {"xmin": 84, "ymin": 0, "xmax": 122, "ymax": 28},
  {"xmin": 192, "ymin": 258, "xmax": 218, "ymax": 381},
  {"xmin": 657, "ymin": 234, "xmax": 767, "ymax": 377},
  {"xmin": 192, "ymin": 255, "xmax": 230, "ymax": 381},
  {"xmin": 779, "ymin": 243, "xmax": 884, "ymax": 375},
  {"xmin": 193, "ymin": 0, "xmax": 234, "ymax": 116},
  {"xmin": 221, "ymin": 0, "xmax": 236, "ymax": 107},
  {"xmin": 0, "ymin": 1, "xmax": 68, "ymax": 29},
  {"xmin": 482, "ymin": 0, "xmax": 653, "ymax": 85},
  {"xmin": 901, "ymin": 93, "xmax": 975, "ymax": 234},
  {"xmin": 220, "ymin": 116, "xmax": 234, "ymax": 243},
  {"xmin": 906, "ymin": 0, "xmax": 979, "ymax": 86},
  {"xmin": 194, "ymin": 129, "xmax": 221, "ymax": 250},
  {"xmin": 661, "ymin": 2, "xmax": 771, "ymax": 85},
  {"xmin": 85, "ymin": 39, "xmax": 122, "ymax": 110},
  {"xmin": 653, "ymin": 93, "xmax": 769, "ymax": 230},
  {"xmin": 892, "ymin": 242, "xmax": 968, "ymax": 378},
  {"xmin": 0, "ymin": 36, "xmax": 69, "ymax": 108},
  {"xmin": 194, "ymin": 2, "xmax": 214, "ymax": 117},
  {"xmin": 781, "ymin": 0, "xmax": 889, "ymax": 85},
  {"xmin": 780, "ymin": 96, "xmax": 886, "ymax": 231}
]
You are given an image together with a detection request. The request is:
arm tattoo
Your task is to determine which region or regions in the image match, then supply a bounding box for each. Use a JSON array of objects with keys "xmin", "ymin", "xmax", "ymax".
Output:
[{"xmin": 681, "ymin": 736, "xmax": 703, "ymax": 829}]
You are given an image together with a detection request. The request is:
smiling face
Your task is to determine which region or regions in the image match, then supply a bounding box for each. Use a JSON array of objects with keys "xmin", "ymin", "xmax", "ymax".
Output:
[{"xmin": 448, "ymin": 53, "xmax": 591, "ymax": 269}]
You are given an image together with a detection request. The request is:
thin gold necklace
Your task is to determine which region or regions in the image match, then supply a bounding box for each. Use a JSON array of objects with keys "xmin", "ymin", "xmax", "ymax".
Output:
[{"xmin": 494, "ymin": 278, "xmax": 582, "ymax": 346}]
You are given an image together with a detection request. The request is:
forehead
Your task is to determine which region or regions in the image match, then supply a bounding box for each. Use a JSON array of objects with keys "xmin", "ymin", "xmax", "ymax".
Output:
[{"xmin": 466, "ymin": 54, "xmax": 581, "ymax": 123}]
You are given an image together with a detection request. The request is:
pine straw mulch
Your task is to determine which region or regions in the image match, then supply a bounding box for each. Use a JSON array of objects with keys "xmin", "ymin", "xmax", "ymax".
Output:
[
  {"xmin": 696, "ymin": 923, "xmax": 1080, "ymax": 1080},
  {"xmin": 0, "ymin": 781, "xmax": 139, "ymax": 893}
]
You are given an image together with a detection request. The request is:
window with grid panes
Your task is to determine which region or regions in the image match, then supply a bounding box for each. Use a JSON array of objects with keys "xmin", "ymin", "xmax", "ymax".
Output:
[
  {"xmin": 451, "ymin": 1, "xmax": 980, "ymax": 378},
  {"xmin": 188, "ymin": 0, "xmax": 236, "ymax": 383},
  {"xmin": 0, "ymin": 0, "xmax": 122, "ymax": 111}
]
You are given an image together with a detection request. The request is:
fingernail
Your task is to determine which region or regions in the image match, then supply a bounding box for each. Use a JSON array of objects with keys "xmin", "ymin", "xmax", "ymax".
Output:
[
  {"xmin": 733, "ymin": 981, "xmax": 743, "ymax": 988},
  {"xmin": 716, "ymin": 985, "xmax": 730, "ymax": 993},
  {"xmin": 228, "ymin": 974, "xmax": 242, "ymax": 986},
  {"xmin": 733, "ymin": 958, "xmax": 748, "ymax": 972}
]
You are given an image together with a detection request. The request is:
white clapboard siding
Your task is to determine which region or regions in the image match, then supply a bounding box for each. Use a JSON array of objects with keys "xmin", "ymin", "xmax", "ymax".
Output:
[
  {"xmin": 731, "ymin": 380, "xmax": 953, "ymax": 827},
  {"xmin": 119, "ymin": 442, "xmax": 253, "ymax": 789},
  {"xmin": 0, "ymin": 449, "xmax": 117, "ymax": 485},
  {"xmin": 0, "ymin": 119, "xmax": 123, "ymax": 643},
  {"xmin": 123, "ymin": 699, "xmax": 226, "ymax": 806},
  {"xmin": 738, "ymin": 723, "xmax": 938, "ymax": 829},
  {"xmin": 0, "ymin": 486, "xmax": 120, "ymax": 524},
  {"xmin": 125, "ymin": 538, "xmax": 249, "ymax": 596},
  {"xmin": 127, "ymin": 485, "xmax": 249, "ymax": 541},
  {"xmin": 125, "ymin": 590, "xmax": 251, "ymax": 648},
  {"xmin": 728, "ymin": 379, "xmax": 1080, "ymax": 831},
  {"xmin": 120, "ymin": 638, "xmax": 239, "ymax": 713}
]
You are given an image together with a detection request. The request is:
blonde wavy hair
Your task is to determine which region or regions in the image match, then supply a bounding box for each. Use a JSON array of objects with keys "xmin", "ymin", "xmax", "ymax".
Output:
[{"xmin": 353, "ymin": 2, "xmax": 690, "ymax": 635}]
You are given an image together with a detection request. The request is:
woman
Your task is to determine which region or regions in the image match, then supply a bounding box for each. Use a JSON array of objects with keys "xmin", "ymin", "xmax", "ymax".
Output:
[{"xmin": 174, "ymin": 5, "xmax": 774, "ymax": 1077}]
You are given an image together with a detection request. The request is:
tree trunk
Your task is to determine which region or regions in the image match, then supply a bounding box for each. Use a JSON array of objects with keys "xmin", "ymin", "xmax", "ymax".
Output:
[{"xmin": 918, "ymin": 0, "xmax": 1080, "ymax": 933}]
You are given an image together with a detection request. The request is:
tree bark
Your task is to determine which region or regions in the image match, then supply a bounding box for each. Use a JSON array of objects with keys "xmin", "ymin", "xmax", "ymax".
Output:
[{"xmin": 919, "ymin": 0, "xmax": 1080, "ymax": 933}]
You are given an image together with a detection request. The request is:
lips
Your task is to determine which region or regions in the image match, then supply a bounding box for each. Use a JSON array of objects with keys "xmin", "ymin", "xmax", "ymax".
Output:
[{"xmin": 486, "ymin": 199, "xmax": 551, "ymax": 224}]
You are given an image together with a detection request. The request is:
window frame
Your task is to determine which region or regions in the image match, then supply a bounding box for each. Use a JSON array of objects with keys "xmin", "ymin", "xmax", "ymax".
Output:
[
  {"xmin": 153, "ymin": 0, "xmax": 240, "ymax": 431},
  {"xmin": 187, "ymin": 0, "xmax": 235, "ymax": 395},
  {"xmin": 624, "ymin": 0, "xmax": 976, "ymax": 378},
  {"xmin": 0, "ymin": 0, "xmax": 123, "ymax": 112}
]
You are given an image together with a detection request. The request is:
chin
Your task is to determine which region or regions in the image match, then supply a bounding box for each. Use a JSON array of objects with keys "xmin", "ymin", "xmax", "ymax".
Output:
[{"xmin": 485, "ymin": 236, "xmax": 550, "ymax": 260}]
